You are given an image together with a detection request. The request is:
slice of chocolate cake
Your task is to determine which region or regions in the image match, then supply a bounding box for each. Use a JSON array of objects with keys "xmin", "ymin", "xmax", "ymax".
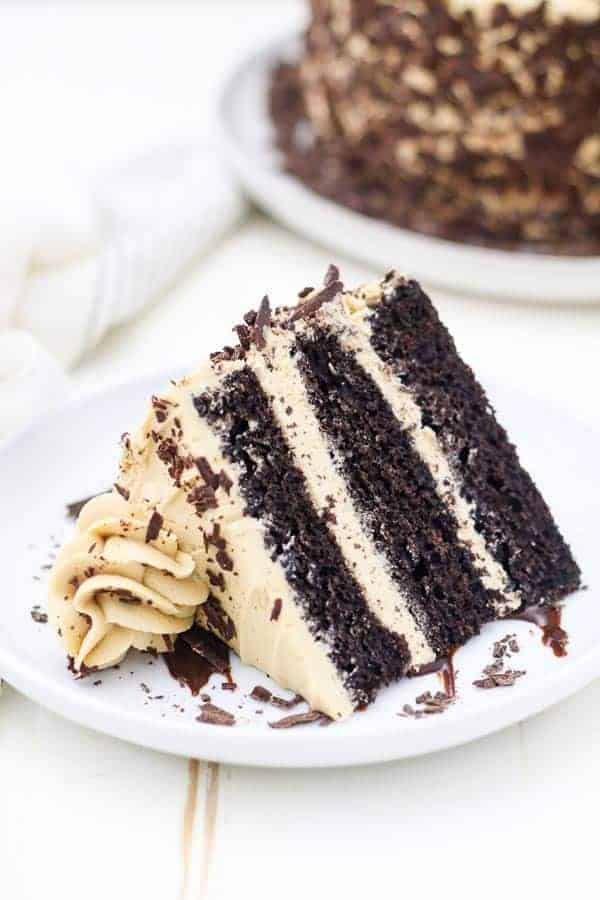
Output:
[{"xmin": 48, "ymin": 267, "xmax": 580, "ymax": 718}]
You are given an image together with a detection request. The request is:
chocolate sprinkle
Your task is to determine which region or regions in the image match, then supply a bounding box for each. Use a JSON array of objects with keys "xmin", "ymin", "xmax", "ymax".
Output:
[
  {"xmin": 30, "ymin": 607, "xmax": 48, "ymax": 624},
  {"xmin": 197, "ymin": 703, "xmax": 235, "ymax": 727},
  {"xmin": 196, "ymin": 456, "xmax": 219, "ymax": 489},
  {"xmin": 254, "ymin": 294, "xmax": 272, "ymax": 349},
  {"xmin": 203, "ymin": 595, "xmax": 236, "ymax": 641},
  {"xmin": 145, "ymin": 510, "xmax": 163, "ymax": 543},
  {"xmin": 250, "ymin": 685, "xmax": 272, "ymax": 703},
  {"xmin": 215, "ymin": 549, "xmax": 234, "ymax": 572},
  {"xmin": 114, "ymin": 483, "xmax": 130, "ymax": 501},
  {"xmin": 270, "ymin": 598, "xmax": 283, "ymax": 621},
  {"xmin": 249, "ymin": 685, "xmax": 304, "ymax": 709},
  {"xmin": 268, "ymin": 710, "xmax": 323, "ymax": 729}
]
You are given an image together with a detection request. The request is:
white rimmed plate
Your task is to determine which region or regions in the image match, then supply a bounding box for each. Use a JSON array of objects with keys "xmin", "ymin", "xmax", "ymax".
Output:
[
  {"xmin": 0, "ymin": 371, "xmax": 597, "ymax": 767},
  {"xmin": 218, "ymin": 34, "xmax": 600, "ymax": 304}
]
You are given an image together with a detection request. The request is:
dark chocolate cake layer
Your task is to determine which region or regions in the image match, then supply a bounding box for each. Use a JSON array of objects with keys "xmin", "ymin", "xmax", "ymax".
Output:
[
  {"xmin": 296, "ymin": 329, "xmax": 497, "ymax": 655},
  {"xmin": 368, "ymin": 278, "xmax": 582, "ymax": 605},
  {"xmin": 270, "ymin": 1, "xmax": 600, "ymax": 254},
  {"xmin": 194, "ymin": 367, "xmax": 410, "ymax": 706}
]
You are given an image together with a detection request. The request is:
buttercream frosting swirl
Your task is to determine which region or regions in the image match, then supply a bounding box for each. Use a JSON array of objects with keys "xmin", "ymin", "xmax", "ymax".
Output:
[{"xmin": 48, "ymin": 493, "xmax": 209, "ymax": 671}]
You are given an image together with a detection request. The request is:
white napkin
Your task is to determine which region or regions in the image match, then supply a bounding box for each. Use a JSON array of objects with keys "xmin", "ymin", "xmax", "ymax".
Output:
[
  {"xmin": 0, "ymin": 330, "xmax": 73, "ymax": 440},
  {"xmin": 0, "ymin": 143, "xmax": 246, "ymax": 440}
]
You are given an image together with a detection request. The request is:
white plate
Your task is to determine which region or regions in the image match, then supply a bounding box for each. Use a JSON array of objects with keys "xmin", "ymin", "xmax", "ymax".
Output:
[
  {"xmin": 0, "ymin": 372, "xmax": 598, "ymax": 767},
  {"xmin": 218, "ymin": 34, "xmax": 600, "ymax": 304}
]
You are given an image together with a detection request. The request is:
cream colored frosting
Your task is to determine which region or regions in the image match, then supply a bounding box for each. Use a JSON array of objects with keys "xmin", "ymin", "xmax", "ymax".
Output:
[
  {"xmin": 117, "ymin": 366, "xmax": 354, "ymax": 719},
  {"xmin": 48, "ymin": 493, "xmax": 208, "ymax": 671},
  {"xmin": 326, "ymin": 283, "xmax": 521, "ymax": 614},
  {"xmin": 247, "ymin": 325, "xmax": 436, "ymax": 667}
]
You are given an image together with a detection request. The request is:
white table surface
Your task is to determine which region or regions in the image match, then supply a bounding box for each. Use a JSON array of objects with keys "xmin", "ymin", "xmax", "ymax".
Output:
[{"xmin": 2, "ymin": 3, "xmax": 600, "ymax": 899}]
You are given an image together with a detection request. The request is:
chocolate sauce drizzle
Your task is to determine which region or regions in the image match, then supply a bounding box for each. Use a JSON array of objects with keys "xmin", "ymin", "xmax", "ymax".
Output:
[
  {"xmin": 512, "ymin": 604, "xmax": 568, "ymax": 658},
  {"xmin": 163, "ymin": 627, "xmax": 231, "ymax": 695},
  {"xmin": 409, "ymin": 650, "xmax": 456, "ymax": 700}
]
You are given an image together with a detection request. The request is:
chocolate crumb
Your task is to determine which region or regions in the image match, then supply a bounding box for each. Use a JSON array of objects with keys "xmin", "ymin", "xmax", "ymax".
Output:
[
  {"xmin": 250, "ymin": 685, "xmax": 272, "ymax": 703},
  {"xmin": 197, "ymin": 703, "xmax": 235, "ymax": 727},
  {"xmin": 30, "ymin": 607, "xmax": 48, "ymax": 624}
]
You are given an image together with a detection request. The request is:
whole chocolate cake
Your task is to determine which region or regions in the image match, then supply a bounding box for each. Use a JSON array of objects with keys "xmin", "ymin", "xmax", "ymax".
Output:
[{"xmin": 270, "ymin": 0, "xmax": 600, "ymax": 253}]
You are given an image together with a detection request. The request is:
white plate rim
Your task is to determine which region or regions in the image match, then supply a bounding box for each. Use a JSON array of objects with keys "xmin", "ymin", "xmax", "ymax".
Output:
[
  {"xmin": 1, "ymin": 372, "xmax": 599, "ymax": 768},
  {"xmin": 217, "ymin": 32, "xmax": 600, "ymax": 305}
]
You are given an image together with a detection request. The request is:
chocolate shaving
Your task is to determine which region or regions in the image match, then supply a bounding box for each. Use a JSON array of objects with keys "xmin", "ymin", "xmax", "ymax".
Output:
[
  {"xmin": 268, "ymin": 710, "xmax": 323, "ymax": 729},
  {"xmin": 114, "ymin": 483, "xmax": 130, "ymax": 501},
  {"xmin": 250, "ymin": 685, "xmax": 272, "ymax": 703},
  {"xmin": 289, "ymin": 278, "xmax": 343, "ymax": 322},
  {"xmin": 249, "ymin": 685, "xmax": 303, "ymax": 709},
  {"xmin": 30, "ymin": 607, "xmax": 48, "ymax": 624},
  {"xmin": 204, "ymin": 522, "xmax": 226, "ymax": 551},
  {"xmin": 187, "ymin": 483, "xmax": 217, "ymax": 513},
  {"xmin": 180, "ymin": 626, "xmax": 230, "ymax": 674},
  {"xmin": 66, "ymin": 494, "xmax": 97, "ymax": 520},
  {"xmin": 207, "ymin": 569, "xmax": 226, "ymax": 591},
  {"xmin": 216, "ymin": 549, "xmax": 234, "ymax": 572},
  {"xmin": 197, "ymin": 703, "xmax": 235, "ymax": 727},
  {"xmin": 203, "ymin": 595, "xmax": 236, "ymax": 641},
  {"xmin": 217, "ymin": 469, "xmax": 233, "ymax": 494},
  {"xmin": 195, "ymin": 456, "xmax": 219, "ymax": 489},
  {"xmin": 145, "ymin": 510, "xmax": 163, "ymax": 543},
  {"xmin": 254, "ymin": 294, "xmax": 271, "ymax": 349},
  {"xmin": 473, "ymin": 669, "xmax": 526, "ymax": 689},
  {"xmin": 271, "ymin": 693, "xmax": 304, "ymax": 710},
  {"xmin": 324, "ymin": 263, "xmax": 340, "ymax": 286},
  {"xmin": 270, "ymin": 598, "xmax": 283, "ymax": 621}
]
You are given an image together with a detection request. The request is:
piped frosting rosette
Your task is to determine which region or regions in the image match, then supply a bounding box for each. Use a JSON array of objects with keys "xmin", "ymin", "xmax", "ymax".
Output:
[{"xmin": 48, "ymin": 492, "xmax": 209, "ymax": 671}]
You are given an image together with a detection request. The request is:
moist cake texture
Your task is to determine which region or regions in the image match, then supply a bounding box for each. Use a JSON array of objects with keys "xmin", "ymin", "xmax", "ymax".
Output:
[
  {"xmin": 270, "ymin": 0, "xmax": 600, "ymax": 253},
  {"xmin": 48, "ymin": 267, "xmax": 581, "ymax": 718}
]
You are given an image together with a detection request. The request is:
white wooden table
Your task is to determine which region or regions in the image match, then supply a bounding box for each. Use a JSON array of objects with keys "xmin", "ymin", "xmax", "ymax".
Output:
[{"xmin": 2, "ymin": 4, "xmax": 600, "ymax": 898}]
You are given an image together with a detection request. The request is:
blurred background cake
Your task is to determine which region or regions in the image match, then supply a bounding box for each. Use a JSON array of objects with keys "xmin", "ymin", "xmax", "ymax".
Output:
[{"xmin": 270, "ymin": 0, "xmax": 600, "ymax": 253}]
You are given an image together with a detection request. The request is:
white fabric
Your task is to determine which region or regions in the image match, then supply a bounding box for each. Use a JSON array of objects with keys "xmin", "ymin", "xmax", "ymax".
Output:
[
  {"xmin": 0, "ymin": 330, "xmax": 72, "ymax": 439},
  {"xmin": 0, "ymin": 143, "xmax": 246, "ymax": 440}
]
